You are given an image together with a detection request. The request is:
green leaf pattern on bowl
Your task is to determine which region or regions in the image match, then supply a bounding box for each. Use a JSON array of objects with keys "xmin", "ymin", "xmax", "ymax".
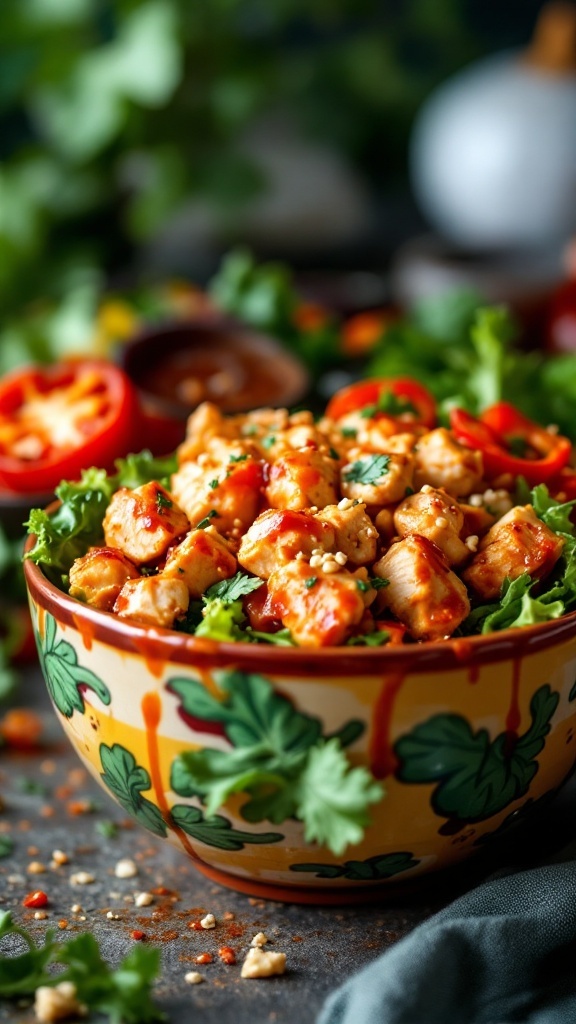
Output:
[
  {"xmin": 99, "ymin": 743, "xmax": 167, "ymax": 838},
  {"xmin": 37, "ymin": 613, "xmax": 111, "ymax": 718},
  {"xmin": 394, "ymin": 684, "xmax": 559, "ymax": 826},
  {"xmin": 289, "ymin": 851, "xmax": 419, "ymax": 881}
]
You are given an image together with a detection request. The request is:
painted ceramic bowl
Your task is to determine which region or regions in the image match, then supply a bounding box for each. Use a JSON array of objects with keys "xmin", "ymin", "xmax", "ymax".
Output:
[{"xmin": 24, "ymin": 553, "xmax": 576, "ymax": 902}]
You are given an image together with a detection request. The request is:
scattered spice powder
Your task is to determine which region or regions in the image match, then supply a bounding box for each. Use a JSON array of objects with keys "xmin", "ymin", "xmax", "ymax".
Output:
[
  {"xmin": 193, "ymin": 953, "xmax": 213, "ymax": 965},
  {"xmin": 218, "ymin": 946, "xmax": 236, "ymax": 965}
]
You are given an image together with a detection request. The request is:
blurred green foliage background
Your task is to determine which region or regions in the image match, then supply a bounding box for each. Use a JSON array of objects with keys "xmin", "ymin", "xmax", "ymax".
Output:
[{"xmin": 0, "ymin": 0, "xmax": 546, "ymax": 368}]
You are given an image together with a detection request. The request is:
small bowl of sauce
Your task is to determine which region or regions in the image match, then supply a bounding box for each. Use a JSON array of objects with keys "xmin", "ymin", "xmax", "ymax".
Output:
[{"xmin": 119, "ymin": 316, "xmax": 310, "ymax": 424}]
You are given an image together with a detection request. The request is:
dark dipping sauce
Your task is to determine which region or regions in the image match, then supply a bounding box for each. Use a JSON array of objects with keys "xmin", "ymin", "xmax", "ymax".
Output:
[{"xmin": 121, "ymin": 319, "xmax": 309, "ymax": 417}]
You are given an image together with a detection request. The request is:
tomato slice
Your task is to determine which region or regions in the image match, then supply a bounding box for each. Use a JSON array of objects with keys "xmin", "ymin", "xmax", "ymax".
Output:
[
  {"xmin": 0, "ymin": 359, "xmax": 141, "ymax": 494},
  {"xmin": 449, "ymin": 404, "xmax": 572, "ymax": 485},
  {"xmin": 326, "ymin": 377, "xmax": 436, "ymax": 428}
]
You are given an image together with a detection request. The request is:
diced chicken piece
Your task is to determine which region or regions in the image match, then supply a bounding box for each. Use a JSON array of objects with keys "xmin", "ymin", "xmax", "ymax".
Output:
[
  {"xmin": 69, "ymin": 547, "xmax": 140, "ymax": 611},
  {"xmin": 459, "ymin": 502, "xmax": 497, "ymax": 538},
  {"xmin": 256, "ymin": 419, "xmax": 327, "ymax": 460},
  {"xmin": 393, "ymin": 486, "xmax": 469, "ymax": 566},
  {"xmin": 373, "ymin": 535, "xmax": 470, "ymax": 641},
  {"xmin": 103, "ymin": 483, "xmax": 189, "ymax": 565},
  {"xmin": 267, "ymin": 560, "xmax": 374, "ymax": 647},
  {"xmin": 177, "ymin": 402, "xmax": 240, "ymax": 462},
  {"xmin": 413, "ymin": 428, "xmax": 483, "ymax": 497},
  {"xmin": 373, "ymin": 507, "xmax": 395, "ymax": 543},
  {"xmin": 340, "ymin": 451, "xmax": 414, "ymax": 506},
  {"xmin": 461, "ymin": 504, "xmax": 564, "ymax": 600},
  {"xmin": 265, "ymin": 449, "xmax": 338, "ymax": 511},
  {"xmin": 238, "ymin": 509, "xmax": 335, "ymax": 578},
  {"xmin": 171, "ymin": 454, "xmax": 264, "ymax": 535},
  {"xmin": 315, "ymin": 501, "xmax": 378, "ymax": 566},
  {"xmin": 114, "ymin": 575, "xmax": 189, "ymax": 628},
  {"xmin": 162, "ymin": 528, "xmax": 237, "ymax": 598}
]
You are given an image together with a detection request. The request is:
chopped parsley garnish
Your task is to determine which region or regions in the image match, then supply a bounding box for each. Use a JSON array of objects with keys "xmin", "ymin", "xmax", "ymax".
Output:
[
  {"xmin": 343, "ymin": 455, "xmax": 391, "ymax": 485},
  {"xmin": 0, "ymin": 912, "xmax": 165, "ymax": 1020},
  {"xmin": 262, "ymin": 435, "xmax": 276, "ymax": 449},
  {"xmin": 369, "ymin": 576, "xmax": 390, "ymax": 589},
  {"xmin": 205, "ymin": 572, "xmax": 264, "ymax": 602},
  {"xmin": 341, "ymin": 427, "xmax": 357, "ymax": 439},
  {"xmin": 0, "ymin": 836, "xmax": 13, "ymax": 858},
  {"xmin": 241, "ymin": 424, "xmax": 258, "ymax": 437},
  {"xmin": 305, "ymin": 576, "xmax": 318, "ymax": 589},
  {"xmin": 155, "ymin": 490, "xmax": 172, "ymax": 510},
  {"xmin": 405, "ymin": 486, "xmax": 415, "ymax": 496},
  {"xmin": 196, "ymin": 510, "xmax": 219, "ymax": 529},
  {"xmin": 95, "ymin": 819, "xmax": 120, "ymax": 839},
  {"xmin": 229, "ymin": 453, "xmax": 248, "ymax": 463},
  {"xmin": 329, "ymin": 447, "xmax": 340, "ymax": 460},
  {"xmin": 209, "ymin": 478, "xmax": 219, "ymax": 489},
  {"xmin": 356, "ymin": 580, "xmax": 371, "ymax": 593}
]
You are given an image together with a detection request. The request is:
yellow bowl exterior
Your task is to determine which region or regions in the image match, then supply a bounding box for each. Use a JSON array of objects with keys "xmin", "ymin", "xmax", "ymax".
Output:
[{"xmin": 27, "ymin": 590, "xmax": 576, "ymax": 898}]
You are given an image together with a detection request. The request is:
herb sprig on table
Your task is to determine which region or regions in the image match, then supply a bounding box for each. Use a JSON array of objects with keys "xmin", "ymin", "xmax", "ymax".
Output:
[{"xmin": 0, "ymin": 911, "xmax": 165, "ymax": 1022}]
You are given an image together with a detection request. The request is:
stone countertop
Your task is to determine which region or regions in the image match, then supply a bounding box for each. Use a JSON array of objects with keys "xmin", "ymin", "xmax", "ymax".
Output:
[{"xmin": 0, "ymin": 666, "xmax": 575, "ymax": 1024}]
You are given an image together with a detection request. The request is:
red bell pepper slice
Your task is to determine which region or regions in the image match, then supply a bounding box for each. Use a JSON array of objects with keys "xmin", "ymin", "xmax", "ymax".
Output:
[
  {"xmin": 449, "ymin": 403, "xmax": 572, "ymax": 484},
  {"xmin": 326, "ymin": 377, "xmax": 436, "ymax": 428},
  {"xmin": 0, "ymin": 359, "xmax": 141, "ymax": 494}
]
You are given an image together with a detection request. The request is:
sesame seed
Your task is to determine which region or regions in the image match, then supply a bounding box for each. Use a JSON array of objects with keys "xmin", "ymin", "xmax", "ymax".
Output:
[
  {"xmin": 200, "ymin": 913, "xmax": 216, "ymax": 929},
  {"xmin": 334, "ymin": 551, "xmax": 347, "ymax": 565},
  {"xmin": 435, "ymin": 516, "xmax": 448, "ymax": 528},
  {"xmin": 322, "ymin": 560, "xmax": 340, "ymax": 574},
  {"xmin": 309, "ymin": 555, "xmax": 323, "ymax": 568},
  {"xmin": 465, "ymin": 535, "xmax": 479, "ymax": 552},
  {"xmin": 337, "ymin": 497, "xmax": 355, "ymax": 510},
  {"xmin": 106, "ymin": 911, "xmax": 120, "ymax": 920}
]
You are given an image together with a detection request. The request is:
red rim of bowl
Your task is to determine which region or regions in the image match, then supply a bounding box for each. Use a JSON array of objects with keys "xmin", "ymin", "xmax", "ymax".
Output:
[{"xmin": 23, "ymin": 545, "xmax": 576, "ymax": 677}]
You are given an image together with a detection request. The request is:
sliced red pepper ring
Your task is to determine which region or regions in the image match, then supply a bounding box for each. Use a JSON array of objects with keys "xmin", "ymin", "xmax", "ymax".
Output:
[
  {"xmin": 326, "ymin": 377, "xmax": 437, "ymax": 428},
  {"xmin": 449, "ymin": 404, "xmax": 572, "ymax": 485},
  {"xmin": 0, "ymin": 359, "xmax": 141, "ymax": 494}
]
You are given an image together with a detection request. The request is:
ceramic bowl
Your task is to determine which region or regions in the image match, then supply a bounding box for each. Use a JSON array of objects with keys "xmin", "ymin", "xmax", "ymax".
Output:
[{"xmin": 24, "ymin": 553, "xmax": 576, "ymax": 903}]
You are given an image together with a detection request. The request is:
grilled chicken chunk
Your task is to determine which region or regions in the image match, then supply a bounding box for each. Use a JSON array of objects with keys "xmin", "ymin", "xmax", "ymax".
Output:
[
  {"xmin": 462, "ymin": 505, "xmax": 564, "ymax": 600},
  {"xmin": 114, "ymin": 575, "xmax": 189, "ymax": 628},
  {"xmin": 69, "ymin": 547, "xmax": 140, "ymax": 611},
  {"xmin": 162, "ymin": 527, "xmax": 237, "ymax": 599},
  {"xmin": 171, "ymin": 452, "xmax": 264, "ymax": 535},
  {"xmin": 373, "ymin": 535, "xmax": 470, "ymax": 641},
  {"xmin": 267, "ymin": 560, "xmax": 375, "ymax": 647},
  {"xmin": 340, "ymin": 451, "xmax": 414, "ymax": 506},
  {"xmin": 393, "ymin": 486, "xmax": 469, "ymax": 566},
  {"xmin": 413, "ymin": 428, "xmax": 483, "ymax": 497},
  {"xmin": 103, "ymin": 483, "xmax": 189, "ymax": 565},
  {"xmin": 238, "ymin": 508, "xmax": 335, "ymax": 579},
  {"xmin": 315, "ymin": 500, "xmax": 378, "ymax": 566},
  {"xmin": 265, "ymin": 449, "xmax": 338, "ymax": 511}
]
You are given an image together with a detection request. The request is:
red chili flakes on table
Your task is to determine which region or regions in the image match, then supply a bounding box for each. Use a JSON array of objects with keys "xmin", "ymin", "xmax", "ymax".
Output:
[
  {"xmin": 22, "ymin": 890, "xmax": 48, "ymax": 908},
  {"xmin": 218, "ymin": 946, "xmax": 236, "ymax": 965},
  {"xmin": 188, "ymin": 921, "xmax": 203, "ymax": 931},
  {"xmin": 193, "ymin": 953, "xmax": 213, "ymax": 965},
  {"xmin": 131, "ymin": 930, "xmax": 147, "ymax": 941}
]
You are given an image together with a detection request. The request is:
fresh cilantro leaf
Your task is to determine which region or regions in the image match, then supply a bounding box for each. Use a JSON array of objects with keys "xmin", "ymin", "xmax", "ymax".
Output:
[
  {"xmin": 0, "ymin": 912, "xmax": 59, "ymax": 996},
  {"xmin": 262, "ymin": 435, "xmax": 276, "ymax": 449},
  {"xmin": 531, "ymin": 484, "xmax": 576, "ymax": 537},
  {"xmin": 329, "ymin": 447, "xmax": 340, "ymax": 459},
  {"xmin": 343, "ymin": 455, "xmax": 390, "ymax": 485},
  {"xmin": 209, "ymin": 478, "xmax": 219, "ymax": 489},
  {"xmin": 205, "ymin": 572, "xmax": 264, "ymax": 602},
  {"xmin": 305, "ymin": 577, "xmax": 318, "ymax": 589},
  {"xmin": 341, "ymin": 427, "xmax": 357, "ymax": 439},
  {"xmin": 59, "ymin": 933, "xmax": 165, "ymax": 1024},
  {"xmin": 229, "ymin": 453, "xmax": 248, "ymax": 463},
  {"xmin": 356, "ymin": 579, "xmax": 370, "ymax": 593}
]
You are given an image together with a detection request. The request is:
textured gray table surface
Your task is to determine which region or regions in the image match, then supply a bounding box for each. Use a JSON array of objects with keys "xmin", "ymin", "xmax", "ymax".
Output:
[{"xmin": 1, "ymin": 666, "xmax": 575, "ymax": 1024}]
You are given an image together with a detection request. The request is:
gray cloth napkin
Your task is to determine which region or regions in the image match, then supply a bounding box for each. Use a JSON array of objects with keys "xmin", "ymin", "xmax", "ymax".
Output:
[{"xmin": 317, "ymin": 859, "xmax": 576, "ymax": 1024}]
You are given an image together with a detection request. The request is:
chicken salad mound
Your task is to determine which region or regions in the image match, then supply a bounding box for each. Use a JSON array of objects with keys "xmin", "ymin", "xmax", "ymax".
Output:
[{"xmin": 26, "ymin": 381, "xmax": 576, "ymax": 648}]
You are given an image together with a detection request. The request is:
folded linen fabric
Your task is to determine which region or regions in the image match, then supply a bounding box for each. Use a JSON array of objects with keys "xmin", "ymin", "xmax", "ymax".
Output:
[{"xmin": 317, "ymin": 860, "xmax": 576, "ymax": 1024}]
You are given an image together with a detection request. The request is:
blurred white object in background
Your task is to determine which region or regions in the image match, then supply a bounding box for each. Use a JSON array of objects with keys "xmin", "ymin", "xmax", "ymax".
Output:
[{"xmin": 410, "ymin": 2, "xmax": 576, "ymax": 250}]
